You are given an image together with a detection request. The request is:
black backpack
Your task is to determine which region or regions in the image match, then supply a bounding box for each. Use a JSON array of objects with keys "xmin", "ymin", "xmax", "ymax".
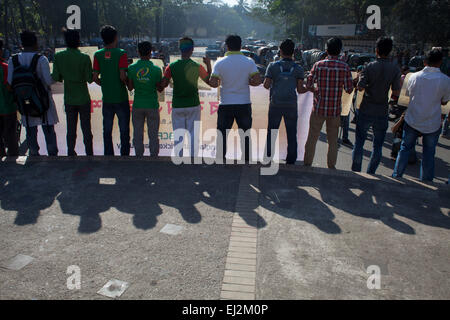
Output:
[{"xmin": 11, "ymin": 54, "xmax": 50, "ymax": 122}]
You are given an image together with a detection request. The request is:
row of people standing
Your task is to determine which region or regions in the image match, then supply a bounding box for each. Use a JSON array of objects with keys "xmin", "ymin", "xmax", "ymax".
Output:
[{"xmin": 1, "ymin": 28, "xmax": 449, "ymax": 182}]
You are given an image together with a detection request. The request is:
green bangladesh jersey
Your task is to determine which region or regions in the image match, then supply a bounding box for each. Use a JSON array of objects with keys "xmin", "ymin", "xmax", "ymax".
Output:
[
  {"xmin": 163, "ymin": 59, "xmax": 209, "ymax": 108},
  {"xmin": 128, "ymin": 60, "xmax": 162, "ymax": 109},
  {"xmin": 0, "ymin": 62, "xmax": 17, "ymax": 115},
  {"xmin": 51, "ymin": 48, "xmax": 92, "ymax": 106},
  {"xmin": 93, "ymin": 48, "xmax": 129, "ymax": 104}
]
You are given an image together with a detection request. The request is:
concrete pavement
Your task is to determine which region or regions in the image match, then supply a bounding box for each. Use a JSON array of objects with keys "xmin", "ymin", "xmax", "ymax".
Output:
[{"xmin": 0, "ymin": 157, "xmax": 449, "ymax": 300}]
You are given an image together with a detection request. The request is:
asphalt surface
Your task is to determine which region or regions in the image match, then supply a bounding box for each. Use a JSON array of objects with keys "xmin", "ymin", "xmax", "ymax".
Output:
[
  {"xmin": 306, "ymin": 117, "xmax": 450, "ymax": 184},
  {"xmin": 0, "ymin": 161, "xmax": 239, "ymax": 299},
  {"xmin": 0, "ymin": 158, "xmax": 449, "ymax": 300}
]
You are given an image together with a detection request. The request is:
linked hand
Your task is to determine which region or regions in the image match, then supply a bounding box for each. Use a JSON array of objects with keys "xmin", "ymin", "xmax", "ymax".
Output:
[{"xmin": 203, "ymin": 56, "xmax": 211, "ymax": 66}]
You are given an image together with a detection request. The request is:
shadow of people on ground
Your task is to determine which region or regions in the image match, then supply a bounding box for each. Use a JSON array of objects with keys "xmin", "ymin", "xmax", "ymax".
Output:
[{"xmin": 1, "ymin": 161, "xmax": 60, "ymax": 226}]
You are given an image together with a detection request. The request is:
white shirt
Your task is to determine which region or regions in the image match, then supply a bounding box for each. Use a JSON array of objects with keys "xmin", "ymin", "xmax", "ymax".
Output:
[
  {"xmin": 212, "ymin": 52, "xmax": 259, "ymax": 105},
  {"xmin": 7, "ymin": 52, "xmax": 58, "ymax": 127},
  {"xmin": 405, "ymin": 67, "xmax": 450, "ymax": 134}
]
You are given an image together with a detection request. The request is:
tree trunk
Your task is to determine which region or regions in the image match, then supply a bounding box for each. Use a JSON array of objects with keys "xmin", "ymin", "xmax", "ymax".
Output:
[
  {"xmin": 156, "ymin": 0, "xmax": 162, "ymax": 43},
  {"xmin": 95, "ymin": 0, "xmax": 100, "ymax": 32},
  {"xmin": 4, "ymin": 0, "xmax": 9, "ymax": 47},
  {"xmin": 10, "ymin": 5, "xmax": 21, "ymax": 46},
  {"xmin": 18, "ymin": 0, "xmax": 27, "ymax": 30}
]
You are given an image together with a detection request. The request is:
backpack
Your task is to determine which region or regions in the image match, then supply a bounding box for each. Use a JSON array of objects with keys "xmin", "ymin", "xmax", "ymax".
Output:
[
  {"xmin": 11, "ymin": 54, "xmax": 49, "ymax": 123},
  {"xmin": 271, "ymin": 61, "xmax": 297, "ymax": 107}
]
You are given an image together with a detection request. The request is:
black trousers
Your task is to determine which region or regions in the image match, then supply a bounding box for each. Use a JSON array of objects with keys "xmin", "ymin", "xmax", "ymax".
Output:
[
  {"xmin": 65, "ymin": 103, "xmax": 93, "ymax": 156},
  {"xmin": 0, "ymin": 112, "xmax": 19, "ymax": 157},
  {"xmin": 216, "ymin": 104, "xmax": 252, "ymax": 162}
]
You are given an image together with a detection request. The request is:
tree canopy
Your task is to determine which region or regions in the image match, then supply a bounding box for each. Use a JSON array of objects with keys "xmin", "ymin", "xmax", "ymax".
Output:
[
  {"xmin": 253, "ymin": 0, "xmax": 449, "ymax": 47},
  {"xmin": 0, "ymin": 0, "xmax": 274, "ymax": 47},
  {"xmin": 1, "ymin": 0, "xmax": 448, "ymax": 49}
]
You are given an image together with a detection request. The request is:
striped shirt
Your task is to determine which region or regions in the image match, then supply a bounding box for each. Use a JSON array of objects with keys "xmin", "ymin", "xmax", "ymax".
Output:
[{"xmin": 307, "ymin": 56, "xmax": 354, "ymax": 117}]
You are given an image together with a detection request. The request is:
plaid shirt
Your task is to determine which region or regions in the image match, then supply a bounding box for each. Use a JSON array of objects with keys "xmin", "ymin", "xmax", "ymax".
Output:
[{"xmin": 307, "ymin": 56, "xmax": 354, "ymax": 117}]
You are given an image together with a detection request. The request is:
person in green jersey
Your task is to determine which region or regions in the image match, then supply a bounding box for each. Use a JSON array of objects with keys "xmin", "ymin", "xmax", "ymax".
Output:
[
  {"xmin": 93, "ymin": 25, "xmax": 130, "ymax": 156},
  {"xmin": 0, "ymin": 38, "xmax": 19, "ymax": 156},
  {"xmin": 52, "ymin": 29, "xmax": 93, "ymax": 156},
  {"xmin": 160, "ymin": 37, "xmax": 212, "ymax": 159},
  {"xmin": 127, "ymin": 41, "xmax": 163, "ymax": 157}
]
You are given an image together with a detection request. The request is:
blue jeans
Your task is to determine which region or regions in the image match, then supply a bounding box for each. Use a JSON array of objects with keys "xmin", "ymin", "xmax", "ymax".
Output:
[
  {"xmin": 393, "ymin": 122, "xmax": 441, "ymax": 181},
  {"xmin": 102, "ymin": 101, "xmax": 131, "ymax": 156},
  {"xmin": 26, "ymin": 125, "xmax": 58, "ymax": 156},
  {"xmin": 341, "ymin": 115, "xmax": 349, "ymax": 141},
  {"xmin": 266, "ymin": 106, "xmax": 298, "ymax": 164},
  {"xmin": 443, "ymin": 113, "xmax": 449, "ymax": 136},
  {"xmin": 352, "ymin": 112, "xmax": 388, "ymax": 174}
]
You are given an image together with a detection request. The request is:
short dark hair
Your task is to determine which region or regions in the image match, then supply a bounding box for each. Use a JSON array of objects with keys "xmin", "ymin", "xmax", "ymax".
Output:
[
  {"xmin": 280, "ymin": 39, "xmax": 295, "ymax": 56},
  {"xmin": 64, "ymin": 29, "xmax": 80, "ymax": 49},
  {"xmin": 225, "ymin": 35, "xmax": 242, "ymax": 51},
  {"xmin": 100, "ymin": 25, "xmax": 118, "ymax": 45},
  {"xmin": 20, "ymin": 30, "xmax": 38, "ymax": 48},
  {"xmin": 425, "ymin": 48, "xmax": 444, "ymax": 65},
  {"xmin": 179, "ymin": 37, "xmax": 194, "ymax": 53},
  {"xmin": 325, "ymin": 37, "xmax": 342, "ymax": 56},
  {"xmin": 138, "ymin": 41, "xmax": 152, "ymax": 57},
  {"xmin": 376, "ymin": 37, "xmax": 393, "ymax": 57}
]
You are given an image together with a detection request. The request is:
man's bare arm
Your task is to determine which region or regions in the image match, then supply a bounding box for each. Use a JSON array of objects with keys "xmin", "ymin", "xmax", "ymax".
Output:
[
  {"xmin": 249, "ymin": 73, "xmax": 262, "ymax": 87},
  {"xmin": 209, "ymin": 76, "xmax": 220, "ymax": 88},
  {"xmin": 159, "ymin": 77, "xmax": 170, "ymax": 90},
  {"xmin": 263, "ymin": 78, "xmax": 272, "ymax": 90},
  {"xmin": 126, "ymin": 78, "xmax": 134, "ymax": 91},
  {"xmin": 297, "ymin": 79, "xmax": 308, "ymax": 94},
  {"xmin": 120, "ymin": 69, "xmax": 127, "ymax": 84},
  {"xmin": 93, "ymin": 72, "xmax": 101, "ymax": 86},
  {"xmin": 201, "ymin": 56, "xmax": 213, "ymax": 86}
]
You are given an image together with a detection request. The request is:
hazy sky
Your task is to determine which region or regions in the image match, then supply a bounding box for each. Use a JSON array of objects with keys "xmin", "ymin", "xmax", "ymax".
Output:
[{"xmin": 222, "ymin": 0, "xmax": 239, "ymax": 6}]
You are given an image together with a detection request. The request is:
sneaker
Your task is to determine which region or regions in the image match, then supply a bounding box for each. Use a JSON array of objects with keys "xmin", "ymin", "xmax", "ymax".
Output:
[{"xmin": 342, "ymin": 139, "xmax": 354, "ymax": 148}]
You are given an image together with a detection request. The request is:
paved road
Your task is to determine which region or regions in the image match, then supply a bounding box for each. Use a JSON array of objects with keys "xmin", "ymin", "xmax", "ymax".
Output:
[
  {"xmin": 0, "ymin": 159, "xmax": 449, "ymax": 299},
  {"xmin": 302, "ymin": 115, "xmax": 450, "ymax": 184}
]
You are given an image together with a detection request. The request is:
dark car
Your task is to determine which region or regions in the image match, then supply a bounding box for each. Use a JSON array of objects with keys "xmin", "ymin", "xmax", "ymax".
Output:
[
  {"xmin": 240, "ymin": 50, "xmax": 266, "ymax": 77},
  {"xmin": 206, "ymin": 44, "xmax": 221, "ymax": 60}
]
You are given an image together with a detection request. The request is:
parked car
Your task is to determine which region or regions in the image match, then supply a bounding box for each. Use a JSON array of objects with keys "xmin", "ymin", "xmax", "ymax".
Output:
[
  {"xmin": 241, "ymin": 50, "xmax": 266, "ymax": 77},
  {"xmin": 206, "ymin": 44, "xmax": 221, "ymax": 59},
  {"xmin": 241, "ymin": 50, "xmax": 261, "ymax": 65}
]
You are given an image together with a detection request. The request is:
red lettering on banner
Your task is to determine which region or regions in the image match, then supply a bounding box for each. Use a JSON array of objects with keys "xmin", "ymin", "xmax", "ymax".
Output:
[
  {"xmin": 159, "ymin": 106, "xmax": 163, "ymax": 113},
  {"xmin": 200, "ymin": 101, "xmax": 204, "ymax": 111},
  {"xmin": 167, "ymin": 101, "xmax": 172, "ymax": 115},
  {"xmin": 91, "ymin": 100, "xmax": 102, "ymax": 113},
  {"xmin": 209, "ymin": 101, "xmax": 219, "ymax": 115}
]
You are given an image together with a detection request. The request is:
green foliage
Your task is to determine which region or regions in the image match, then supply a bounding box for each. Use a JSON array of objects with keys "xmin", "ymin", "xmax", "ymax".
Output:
[
  {"xmin": 255, "ymin": 0, "xmax": 449, "ymax": 47},
  {"xmin": 0, "ymin": 0, "xmax": 274, "ymax": 47}
]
